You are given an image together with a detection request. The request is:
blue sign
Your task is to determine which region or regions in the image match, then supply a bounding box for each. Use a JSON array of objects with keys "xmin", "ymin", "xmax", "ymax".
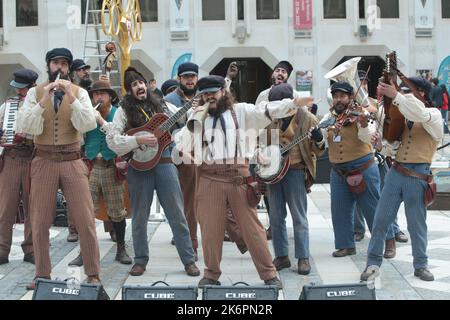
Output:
[
  {"xmin": 437, "ymin": 55, "xmax": 450, "ymax": 93},
  {"xmin": 171, "ymin": 53, "xmax": 193, "ymax": 79}
]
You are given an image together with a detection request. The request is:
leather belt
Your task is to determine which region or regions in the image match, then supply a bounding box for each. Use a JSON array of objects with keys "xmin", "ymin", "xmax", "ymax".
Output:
[
  {"xmin": 290, "ymin": 162, "xmax": 306, "ymax": 170},
  {"xmin": 159, "ymin": 158, "xmax": 173, "ymax": 164},
  {"xmin": 35, "ymin": 149, "xmax": 81, "ymax": 162},
  {"xmin": 4, "ymin": 148, "xmax": 34, "ymax": 159},
  {"xmin": 393, "ymin": 162, "xmax": 432, "ymax": 182},
  {"xmin": 93, "ymin": 158, "xmax": 114, "ymax": 167},
  {"xmin": 201, "ymin": 173, "xmax": 254, "ymax": 185},
  {"xmin": 332, "ymin": 158, "xmax": 375, "ymax": 177}
]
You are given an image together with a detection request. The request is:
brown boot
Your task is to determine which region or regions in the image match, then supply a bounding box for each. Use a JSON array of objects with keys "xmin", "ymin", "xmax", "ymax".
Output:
[
  {"xmin": 116, "ymin": 244, "xmax": 132, "ymax": 265},
  {"xmin": 68, "ymin": 253, "xmax": 83, "ymax": 267},
  {"xmin": 67, "ymin": 226, "xmax": 79, "ymax": 242},
  {"xmin": 266, "ymin": 227, "xmax": 272, "ymax": 240},
  {"xmin": 129, "ymin": 264, "xmax": 146, "ymax": 276},
  {"xmin": 298, "ymin": 258, "xmax": 311, "ymax": 275},
  {"xmin": 273, "ymin": 256, "xmax": 291, "ymax": 271},
  {"xmin": 185, "ymin": 263, "xmax": 201, "ymax": 277},
  {"xmin": 384, "ymin": 239, "xmax": 396, "ymax": 259}
]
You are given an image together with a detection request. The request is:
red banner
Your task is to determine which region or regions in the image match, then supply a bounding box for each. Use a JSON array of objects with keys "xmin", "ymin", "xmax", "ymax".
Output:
[{"xmin": 294, "ymin": 0, "xmax": 312, "ymax": 30}]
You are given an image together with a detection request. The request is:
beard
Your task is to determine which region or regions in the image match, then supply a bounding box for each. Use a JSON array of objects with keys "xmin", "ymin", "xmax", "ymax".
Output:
[
  {"xmin": 48, "ymin": 69, "xmax": 69, "ymax": 82},
  {"xmin": 333, "ymin": 102, "xmax": 348, "ymax": 115},
  {"xmin": 98, "ymin": 103, "xmax": 112, "ymax": 118},
  {"xmin": 208, "ymin": 95, "xmax": 232, "ymax": 117},
  {"xmin": 79, "ymin": 78, "xmax": 93, "ymax": 90},
  {"xmin": 271, "ymin": 75, "xmax": 287, "ymax": 86},
  {"xmin": 180, "ymin": 83, "xmax": 198, "ymax": 97}
]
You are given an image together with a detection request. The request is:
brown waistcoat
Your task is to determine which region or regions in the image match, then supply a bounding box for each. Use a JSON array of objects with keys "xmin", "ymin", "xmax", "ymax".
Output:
[
  {"xmin": 34, "ymin": 83, "xmax": 81, "ymax": 146},
  {"xmin": 396, "ymin": 121, "xmax": 438, "ymax": 164},
  {"xmin": 327, "ymin": 122, "xmax": 373, "ymax": 164}
]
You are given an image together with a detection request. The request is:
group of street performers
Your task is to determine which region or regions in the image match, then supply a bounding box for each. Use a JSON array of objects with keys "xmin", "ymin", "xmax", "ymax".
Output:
[{"xmin": 0, "ymin": 46, "xmax": 443, "ymax": 291}]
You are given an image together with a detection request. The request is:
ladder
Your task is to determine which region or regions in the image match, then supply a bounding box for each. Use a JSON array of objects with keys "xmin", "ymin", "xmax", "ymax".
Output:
[{"xmin": 82, "ymin": 0, "xmax": 122, "ymax": 92}]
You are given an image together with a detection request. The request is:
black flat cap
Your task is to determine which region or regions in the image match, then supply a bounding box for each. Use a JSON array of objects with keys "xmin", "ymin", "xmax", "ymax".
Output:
[
  {"xmin": 178, "ymin": 62, "xmax": 199, "ymax": 76},
  {"xmin": 71, "ymin": 59, "xmax": 91, "ymax": 72},
  {"xmin": 10, "ymin": 69, "xmax": 39, "ymax": 89},
  {"xmin": 274, "ymin": 61, "xmax": 294, "ymax": 78},
  {"xmin": 46, "ymin": 48, "xmax": 73, "ymax": 65},
  {"xmin": 269, "ymin": 83, "xmax": 294, "ymax": 102},
  {"xmin": 400, "ymin": 77, "xmax": 432, "ymax": 95},
  {"xmin": 161, "ymin": 79, "xmax": 179, "ymax": 96},
  {"xmin": 330, "ymin": 82, "xmax": 354, "ymax": 95},
  {"xmin": 198, "ymin": 75, "xmax": 226, "ymax": 94}
]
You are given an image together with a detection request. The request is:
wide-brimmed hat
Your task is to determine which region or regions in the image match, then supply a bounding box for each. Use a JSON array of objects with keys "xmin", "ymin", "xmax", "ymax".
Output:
[{"xmin": 89, "ymin": 80, "xmax": 118, "ymax": 101}]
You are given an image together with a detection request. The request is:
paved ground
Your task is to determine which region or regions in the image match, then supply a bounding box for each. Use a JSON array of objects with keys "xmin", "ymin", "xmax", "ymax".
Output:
[
  {"xmin": 2, "ymin": 135, "xmax": 450, "ymax": 300},
  {"xmin": 1, "ymin": 183, "xmax": 450, "ymax": 300}
]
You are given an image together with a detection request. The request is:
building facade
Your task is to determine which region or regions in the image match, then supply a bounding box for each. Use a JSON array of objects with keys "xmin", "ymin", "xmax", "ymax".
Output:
[{"xmin": 1, "ymin": 0, "xmax": 449, "ymax": 114}]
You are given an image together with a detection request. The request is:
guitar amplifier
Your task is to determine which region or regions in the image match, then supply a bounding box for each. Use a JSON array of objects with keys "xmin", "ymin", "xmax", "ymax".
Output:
[
  {"xmin": 202, "ymin": 282, "xmax": 279, "ymax": 300},
  {"xmin": 299, "ymin": 283, "xmax": 376, "ymax": 300},
  {"xmin": 32, "ymin": 279, "xmax": 110, "ymax": 300},
  {"xmin": 122, "ymin": 281, "xmax": 198, "ymax": 300}
]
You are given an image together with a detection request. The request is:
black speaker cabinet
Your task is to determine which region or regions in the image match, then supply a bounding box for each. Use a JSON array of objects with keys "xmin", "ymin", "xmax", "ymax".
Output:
[
  {"xmin": 202, "ymin": 282, "xmax": 279, "ymax": 300},
  {"xmin": 299, "ymin": 283, "xmax": 376, "ymax": 300},
  {"xmin": 32, "ymin": 278, "xmax": 110, "ymax": 300},
  {"xmin": 122, "ymin": 281, "xmax": 198, "ymax": 300}
]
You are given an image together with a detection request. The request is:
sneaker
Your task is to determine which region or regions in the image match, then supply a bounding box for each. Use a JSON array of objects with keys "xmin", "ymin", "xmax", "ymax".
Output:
[
  {"xmin": 264, "ymin": 277, "xmax": 283, "ymax": 290},
  {"xmin": 298, "ymin": 258, "xmax": 311, "ymax": 275},
  {"xmin": 414, "ymin": 268, "xmax": 434, "ymax": 282},
  {"xmin": 198, "ymin": 278, "xmax": 221, "ymax": 288},
  {"xmin": 360, "ymin": 265, "xmax": 380, "ymax": 282},
  {"xmin": 395, "ymin": 231, "xmax": 409, "ymax": 243},
  {"xmin": 272, "ymin": 256, "xmax": 291, "ymax": 271},
  {"xmin": 332, "ymin": 248, "xmax": 356, "ymax": 258},
  {"xmin": 184, "ymin": 263, "xmax": 200, "ymax": 277},
  {"xmin": 354, "ymin": 232, "xmax": 365, "ymax": 242}
]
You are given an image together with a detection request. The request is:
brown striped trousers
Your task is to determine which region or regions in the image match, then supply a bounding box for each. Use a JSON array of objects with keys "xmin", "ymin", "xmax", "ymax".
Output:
[
  {"xmin": 29, "ymin": 146, "xmax": 100, "ymax": 278},
  {"xmin": 0, "ymin": 153, "xmax": 33, "ymax": 258},
  {"xmin": 178, "ymin": 164, "xmax": 199, "ymax": 250},
  {"xmin": 196, "ymin": 167, "xmax": 277, "ymax": 282}
]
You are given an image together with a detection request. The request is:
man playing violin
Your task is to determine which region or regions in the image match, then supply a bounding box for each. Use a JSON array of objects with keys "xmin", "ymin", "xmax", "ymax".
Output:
[
  {"xmin": 321, "ymin": 82, "xmax": 396, "ymax": 259},
  {"xmin": 361, "ymin": 77, "xmax": 443, "ymax": 282}
]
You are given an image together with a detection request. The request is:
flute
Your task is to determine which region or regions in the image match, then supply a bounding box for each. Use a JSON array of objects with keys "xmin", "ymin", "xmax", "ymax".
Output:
[{"xmin": 53, "ymin": 73, "xmax": 61, "ymax": 92}]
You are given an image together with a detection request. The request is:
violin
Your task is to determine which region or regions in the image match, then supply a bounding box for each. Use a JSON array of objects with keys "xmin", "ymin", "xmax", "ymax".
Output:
[{"xmin": 334, "ymin": 102, "xmax": 375, "ymax": 134}]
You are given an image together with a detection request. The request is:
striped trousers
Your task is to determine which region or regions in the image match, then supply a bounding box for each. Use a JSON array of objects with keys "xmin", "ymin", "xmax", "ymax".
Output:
[
  {"xmin": 30, "ymin": 144, "xmax": 100, "ymax": 278},
  {"xmin": 367, "ymin": 163, "xmax": 431, "ymax": 270},
  {"xmin": 196, "ymin": 167, "xmax": 277, "ymax": 282},
  {"xmin": 0, "ymin": 154, "xmax": 33, "ymax": 257},
  {"xmin": 178, "ymin": 164, "xmax": 198, "ymax": 250}
]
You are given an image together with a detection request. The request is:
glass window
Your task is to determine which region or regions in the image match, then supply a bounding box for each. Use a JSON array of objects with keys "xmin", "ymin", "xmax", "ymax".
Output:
[
  {"xmin": 140, "ymin": 0, "xmax": 158, "ymax": 22},
  {"xmin": 202, "ymin": 0, "xmax": 225, "ymax": 20},
  {"xmin": 323, "ymin": 0, "xmax": 346, "ymax": 19},
  {"xmin": 238, "ymin": 0, "xmax": 244, "ymax": 20},
  {"xmin": 16, "ymin": 0, "xmax": 38, "ymax": 26},
  {"xmin": 256, "ymin": 0, "xmax": 279, "ymax": 19},
  {"xmin": 81, "ymin": 0, "xmax": 101, "ymax": 25},
  {"xmin": 0, "ymin": 0, "xmax": 3, "ymax": 28},
  {"xmin": 359, "ymin": 0, "xmax": 365, "ymax": 19},
  {"xmin": 377, "ymin": 0, "xmax": 399, "ymax": 18},
  {"xmin": 443, "ymin": 0, "xmax": 450, "ymax": 18}
]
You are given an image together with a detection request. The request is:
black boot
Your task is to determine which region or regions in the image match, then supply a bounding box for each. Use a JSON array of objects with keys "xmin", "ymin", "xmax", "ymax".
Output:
[{"xmin": 113, "ymin": 220, "xmax": 132, "ymax": 264}]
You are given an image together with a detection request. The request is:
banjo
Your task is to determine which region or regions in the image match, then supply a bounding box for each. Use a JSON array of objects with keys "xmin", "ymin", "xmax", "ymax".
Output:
[
  {"xmin": 254, "ymin": 118, "xmax": 336, "ymax": 184},
  {"xmin": 126, "ymin": 95, "xmax": 200, "ymax": 171}
]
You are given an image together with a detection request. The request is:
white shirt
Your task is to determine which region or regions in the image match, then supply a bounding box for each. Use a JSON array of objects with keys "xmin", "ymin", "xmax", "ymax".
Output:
[
  {"xmin": 255, "ymin": 87, "xmax": 303, "ymax": 105},
  {"xmin": 17, "ymin": 86, "xmax": 96, "ymax": 136},
  {"xmin": 102, "ymin": 101, "xmax": 181, "ymax": 157},
  {"xmin": 175, "ymin": 99, "xmax": 301, "ymax": 163}
]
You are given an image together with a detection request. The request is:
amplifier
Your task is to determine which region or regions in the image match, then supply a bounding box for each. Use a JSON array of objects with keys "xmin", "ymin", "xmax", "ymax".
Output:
[
  {"xmin": 299, "ymin": 283, "xmax": 376, "ymax": 300},
  {"xmin": 32, "ymin": 278, "xmax": 110, "ymax": 300},
  {"xmin": 122, "ymin": 281, "xmax": 198, "ymax": 300},
  {"xmin": 202, "ymin": 282, "xmax": 279, "ymax": 300}
]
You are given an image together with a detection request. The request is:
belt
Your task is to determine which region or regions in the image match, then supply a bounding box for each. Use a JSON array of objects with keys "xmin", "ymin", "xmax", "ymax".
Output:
[
  {"xmin": 93, "ymin": 158, "xmax": 115, "ymax": 167},
  {"xmin": 393, "ymin": 162, "xmax": 432, "ymax": 182},
  {"xmin": 332, "ymin": 158, "xmax": 375, "ymax": 177},
  {"xmin": 201, "ymin": 173, "xmax": 254, "ymax": 185},
  {"xmin": 290, "ymin": 162, "xmax": 306, "ymax": 170},
  {"xmin": 159, "ymin": 158, "xmax": 173, "ymax": 164},
  {"xmin": 4, "ymin": 148, "xmax": 34, "ymax": 159},
  {"xmin": 35, "ymin": 149, "xmax": 82, "ymax": 162}
]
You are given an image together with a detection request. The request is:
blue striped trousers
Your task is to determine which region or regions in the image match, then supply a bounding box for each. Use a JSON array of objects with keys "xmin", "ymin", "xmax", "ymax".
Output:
[{"xmin": 367, "ymin": 163, "xmax": 431, "ymax": 270}]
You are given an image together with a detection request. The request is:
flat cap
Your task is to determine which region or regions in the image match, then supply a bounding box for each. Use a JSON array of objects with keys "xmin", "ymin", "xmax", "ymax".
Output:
[
  {"xmin": 197, "ymin": 75, "xmax": 226, "ymax": 94},
  {"xmin": 10, "ymin": 68, "xmax": 39, "ymax": 89}
]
